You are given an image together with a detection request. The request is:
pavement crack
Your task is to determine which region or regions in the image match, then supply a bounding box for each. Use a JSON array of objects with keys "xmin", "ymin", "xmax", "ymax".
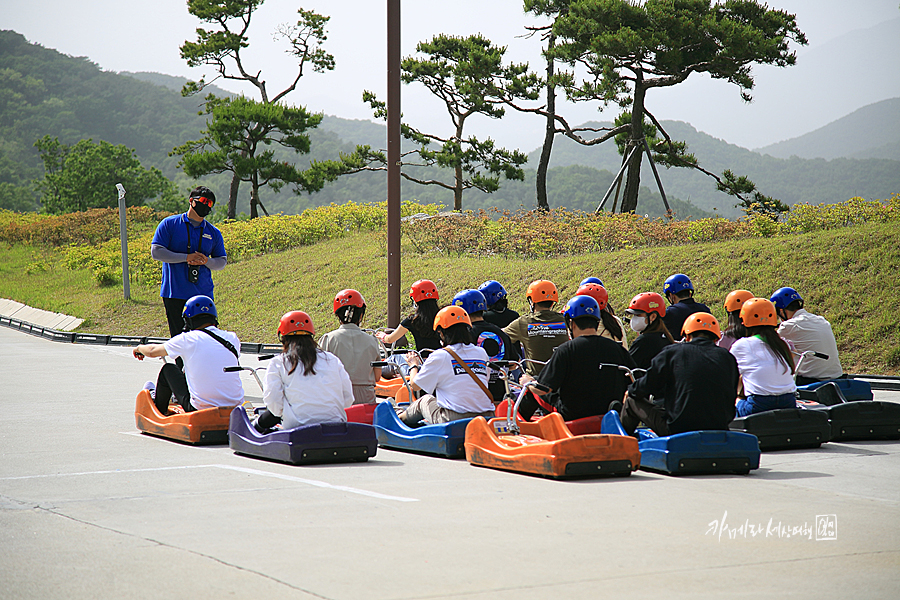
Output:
[{"xmin": 37, "ymin": 505, "xmax": 333, "ymax": 600}]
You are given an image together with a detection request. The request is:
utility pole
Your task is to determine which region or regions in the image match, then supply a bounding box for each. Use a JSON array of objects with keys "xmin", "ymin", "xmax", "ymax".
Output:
[{"xmin": 386, "ymin": 0, "xmax": 401, "ymax": 326}]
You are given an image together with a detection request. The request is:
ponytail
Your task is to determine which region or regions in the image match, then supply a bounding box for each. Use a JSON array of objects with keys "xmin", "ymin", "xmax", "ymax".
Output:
[
  {"xmin": 747, "ymin": 325, "xmax": 795, "ymax": 374},
  {"xmin": 281, "ymin": 334, "xmax": 320, "ymax": 376}
]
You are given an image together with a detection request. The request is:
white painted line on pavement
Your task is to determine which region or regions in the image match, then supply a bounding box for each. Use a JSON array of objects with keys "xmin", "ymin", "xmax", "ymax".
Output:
[{"xmin": 0, "ymin": 463, "xmax": 418, "ymax": 503}]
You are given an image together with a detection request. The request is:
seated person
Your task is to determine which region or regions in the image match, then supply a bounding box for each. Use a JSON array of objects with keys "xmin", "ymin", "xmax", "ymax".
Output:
[
  {"xmin": 134, "ymin": 295, "xmax": 244, "ymax": 415},
  {"xmin": 661, "ymin": 273, "xmax": 711, "ymax": 341},
  {"xmin": 453, "ymin": 288, "xmax": 518, "ymax": 403},
  {"xmin": 255, "ymin": 311, "xmax": 354, "ymax": 432},
  {"xmin": 625, "ymin": 292, "xmax": 674, "ymax": 370},
  {"xmin": 318, "ymin": 289, "xmax": 382, "ymax": 405},
  {"xmin": 503, "ymin": 280, "xmax": 569, "ymax": 380},
  {"xmin": 717, "ymin": 290, "xmax": 753, "ymax": 351},
  {"xmin": 621, "ymin": 313, "xmax": 739, "ymax": 437},
  {"xmin": 731, "ymin": 298, "xmax": 797, "ymax": 417},
  {"xmin": 376, "ymin": 279, "xmax": 442, "ymax": 375},
  {"xmin": 770, "ymin": 287, "xmax": 843, "ymax": 385},
  {"xmin": 398, "ymin": 306, "xmax": 495, "ymax": 426},
  {"xmin": 479, "ymin": 280, "xmax": 520, "ymax": 329},
  {"xmin": 575, "ymin": 282, "xmax": 628, "ymax": 349},
  {"xmin": 518, "ymin": 295, "xmax": 636, "ymax": 421}
]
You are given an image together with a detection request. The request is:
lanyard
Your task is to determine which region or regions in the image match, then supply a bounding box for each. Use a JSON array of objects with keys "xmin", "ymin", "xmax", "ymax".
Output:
[{"xmin": 185, "ymin": 218, "xmax": 206, "ymax": 255}]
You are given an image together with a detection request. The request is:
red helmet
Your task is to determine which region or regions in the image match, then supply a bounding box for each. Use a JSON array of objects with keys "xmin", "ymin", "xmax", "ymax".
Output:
[
  {"xmin": 333, "ymin": 289, "xmax": 366, "ymax": 313},
  {"xmin": 410, "ymin": 279, "xmax": 438, "ymax": 303},
  {"xmin": 724, "ymin": 290, "xmax": 754, "ymax": 314},
  {"xmin": 681, "ymin": 312, "xmax": 721, "ymax": 339},
  {"xmin": 434, "ymin": 305, "xmax": 471, "ymax": 330},
  {"xmin": 278, "ymin": 311, "xmax": 315, "ymax": 337},
  {"xmin": 526, "ymin": 280, "xmax": 558, "ymax": 304},
  {"xmin": 740, "ymin": 298, "xmax": 778, "ymax": 328},
  {"xmin": 575, "ymin": 283, "xmax": 608, "ymax": 310},
  {"xmin": 626, "ymin": 292, "xmax": 666, "ymax": 318}
]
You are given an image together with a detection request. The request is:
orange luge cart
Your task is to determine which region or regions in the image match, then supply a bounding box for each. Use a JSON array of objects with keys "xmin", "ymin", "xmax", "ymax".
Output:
[
  {"xmin": 134, "ymin": 390, "xmax": 232, "ymax": 444},
  {"xmin": 465, "ymin": 381, "xmax": 641, "ymax": 479}
]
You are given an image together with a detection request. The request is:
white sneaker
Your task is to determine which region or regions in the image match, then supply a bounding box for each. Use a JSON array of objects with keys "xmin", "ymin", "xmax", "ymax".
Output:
[{"xmin": 143, "ymin": 381, "xmax": 156, "ymax": 400}]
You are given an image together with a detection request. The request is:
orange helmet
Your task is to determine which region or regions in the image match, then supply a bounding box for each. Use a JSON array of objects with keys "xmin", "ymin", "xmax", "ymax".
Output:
[
  {"xmin": 626, "ymin": 292, "xmax": 666, "ymax": 318},
  {"xmin": 410, "ymin": 279, "xmax": 438, "ymax": 303},
  {"xmin": 526, "ymin": 280, "xmax": 558, "ymax": 304},
  {"xmin": 740, "ymin": 298, "xmax": 778, "ymax": 328},
  {"xmin": 575, "ymin": 283, "xmax": 608, "ymax": 310},
  {"xmin": 278, "ymin": 311, "xmax": 315, "ymax": 336},
  {"xmin": 433, "ymin": 305, "xmax": 471, "ymax": 330},
  {"xmin": 333, "ymin": 289, "xmax": 365, "ymax": 313},
  {"xmin": 724, "ymin": 290, "xmax": 754, "ymax": 314},
  {"xmin": 681, "ymin": 312, "xmax": 721, "ymax": 339}
]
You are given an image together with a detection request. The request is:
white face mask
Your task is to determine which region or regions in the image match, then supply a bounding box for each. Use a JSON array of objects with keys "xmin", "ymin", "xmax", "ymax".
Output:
[{"xmin": 630, "ymin": 315, "xmax": 648, "ymax": 333}]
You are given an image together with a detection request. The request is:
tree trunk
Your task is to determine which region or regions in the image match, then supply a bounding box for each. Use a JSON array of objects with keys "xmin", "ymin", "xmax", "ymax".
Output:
[
  {"xmin": 453, "ymin": 165, "xmax": 463, "ymax": 211},
  {"xmin": 453, "ymin": 119, "xmax": 465, "ymax": 211},
  {"xmin": 227, "ymin": 172, "xmax": 240, "ymax": 219},
  {"xmin": 535, "ymin": 34, "xmax": 556, "ymax": 212},
  {"xmin": 620, "ymin": 80, "xmax": 646, "ymax": 214},
  {"xmin": 249, "ymin": 175, "xmax": 259, "ymax": 219}
]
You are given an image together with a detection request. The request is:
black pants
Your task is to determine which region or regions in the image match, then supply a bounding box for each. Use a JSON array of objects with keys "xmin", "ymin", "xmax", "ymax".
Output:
[
  {"xmin": 163, "ymin": 297, "xmax": 188, "ymax": 337},
  {"xmin": 155, "ymin": 363, "xmax": 196, "ymax": 415},
  {"xmin": 255, "ymin": 409, "xmax": 282, "ymax": 432},
  {"xmin": 621, "ymin": 394, "xmax": 670, "ymax": 437},
  {"xmin": 162, "ymin": 297, "xmax": 187, "ymax": 369}
]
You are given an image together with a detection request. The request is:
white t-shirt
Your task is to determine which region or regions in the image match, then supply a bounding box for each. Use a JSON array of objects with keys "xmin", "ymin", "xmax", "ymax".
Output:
[
  {"xmin": 412, "ymin": 343, "xmax": 493, "ymax": 414},
  {"xmin": 776, "ymin": 309, "xmax": 843, "ymax": 380},
  {"xmin": 163, "ymin": 326, "xmax": 245, "ymax": 410},
  {"xmin": 263, "ymin": 350, "xmax": 354, "ymax": 429},
  {"xmin": 730, "ymin": 335, "xmax": 796, "ymax": 396}
]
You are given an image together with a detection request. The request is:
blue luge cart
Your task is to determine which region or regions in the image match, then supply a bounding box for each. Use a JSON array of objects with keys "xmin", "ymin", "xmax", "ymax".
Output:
[
  {"xmin": 372, "ymin": 401, "xmax": 470, "ymax": 458},
  {"xmin": 601, "ymin": 411, "xmax": 760, "ymax": 475}
]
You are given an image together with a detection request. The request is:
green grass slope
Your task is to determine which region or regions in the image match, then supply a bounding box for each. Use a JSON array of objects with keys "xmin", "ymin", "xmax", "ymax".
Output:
[{"xmin": 2, "ymin": 221, "xmax": 898, "ymax": 375}]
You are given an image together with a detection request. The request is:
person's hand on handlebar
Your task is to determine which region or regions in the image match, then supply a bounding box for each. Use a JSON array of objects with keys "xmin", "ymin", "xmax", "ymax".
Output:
[{"xmin": 406, "ymin": 351, "xmax": 423, "ymax": 368}]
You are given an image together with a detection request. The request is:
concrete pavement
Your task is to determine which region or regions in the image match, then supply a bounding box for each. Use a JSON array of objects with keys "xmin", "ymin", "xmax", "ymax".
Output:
[{"xmin": 1, "ymin": 326, "xmax": 898, "ymax": 600}]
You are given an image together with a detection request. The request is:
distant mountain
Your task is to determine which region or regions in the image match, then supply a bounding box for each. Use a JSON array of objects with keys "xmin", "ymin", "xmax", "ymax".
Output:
[
  {"xmin": 532, "ymin": 120, "xmax": 900, "ymax": 216},
  {"xmin": 756, "ymin": 98, "xmax": 900, "ymax": 160}
]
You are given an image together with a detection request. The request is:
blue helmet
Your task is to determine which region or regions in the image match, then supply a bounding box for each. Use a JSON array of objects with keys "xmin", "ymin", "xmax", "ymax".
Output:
[
  {"xmin": 770, "ymin": 287, "xmax": 803, "ymax": 310},
  {"xmin": 453, "ymin": 289, "xmax": 487, "ymax": 315},
  {"xmin": 564, "ymin": 295, "xmax": 601, "ymax": 321},
  {"xmin": 580, "ymin": 276, "xmax": 604, "ymax": 287},
  {"xmin": 664, "ymin": 273, "xmax": 693, "ymax": 295},
  {"xmin": 182, "ymin": 295, "xmax": 217, "ymax": 330},
  {"xmin": 477, "ymin": 280, "xmax": 507, "ymax": 305}
]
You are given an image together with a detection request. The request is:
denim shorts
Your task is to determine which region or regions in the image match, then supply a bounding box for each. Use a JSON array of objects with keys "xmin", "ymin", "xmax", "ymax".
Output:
[{"xmin": 736, "ymin": 392, "xmax": 796, "ymax": 417}]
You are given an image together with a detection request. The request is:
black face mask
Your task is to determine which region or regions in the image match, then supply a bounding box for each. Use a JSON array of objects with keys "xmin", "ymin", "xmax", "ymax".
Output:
[{"xmin": 192, "ymin": 201, "xmax": 212, "ymax": 218}]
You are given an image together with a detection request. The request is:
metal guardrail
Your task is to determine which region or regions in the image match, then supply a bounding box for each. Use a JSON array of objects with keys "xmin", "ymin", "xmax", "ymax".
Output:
[{"xmin": 0, "ymin": 316, "xmax": 277, "ymax": 355}]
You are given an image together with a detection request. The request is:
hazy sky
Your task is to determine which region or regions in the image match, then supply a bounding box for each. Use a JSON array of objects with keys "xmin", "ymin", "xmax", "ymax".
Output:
[{"xmin": 4, "ymin": 1, "xmax": 899, "ymax": 152}]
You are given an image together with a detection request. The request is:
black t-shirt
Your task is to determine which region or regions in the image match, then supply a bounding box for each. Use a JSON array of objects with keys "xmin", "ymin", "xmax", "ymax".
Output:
[
  {"xmin": 484, "ymin": 308, "xmax": 520, "ymax": 330},
  {"xmin": 629, "ymin": 331, "xmax": 673, "ymax": 370},
  {"xmin": 537, "ymin": 335, "xmax": 637, "ymax": 420},
  {"xmin": 400, "ymin": 315, "xmax": 442, "ymax": 351},
  {"xmin": 628, "ymin": 338, "xmax": 739, "ymax": 435},
  {"xmin": 662, "ymin": 298, "xmax": 711, "ymax": 341},
  {"xmin": 471, "ymin": 319, "xmax": 518, "ymax": 402}
]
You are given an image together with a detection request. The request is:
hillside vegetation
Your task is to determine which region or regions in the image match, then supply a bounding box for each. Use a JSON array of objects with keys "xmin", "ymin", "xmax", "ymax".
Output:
[
  {"xmin": 2, "ymin": 30, "xmax": 898, "ymax": 219},
  {"xmin": 1, "ymin": 197, "xmax": 898, "ymax": 374}
]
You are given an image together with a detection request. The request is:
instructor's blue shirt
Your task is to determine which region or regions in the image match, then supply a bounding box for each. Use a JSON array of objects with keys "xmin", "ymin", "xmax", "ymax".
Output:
[{"xmin": 151, "ymin": 213, "xmax": 226, "ymax": 300}]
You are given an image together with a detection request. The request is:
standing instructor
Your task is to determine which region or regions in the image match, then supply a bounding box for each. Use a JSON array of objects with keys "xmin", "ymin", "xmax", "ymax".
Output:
[{"xmin": 151, "ymin": 186, "xmax": 227, "ymax": 337}]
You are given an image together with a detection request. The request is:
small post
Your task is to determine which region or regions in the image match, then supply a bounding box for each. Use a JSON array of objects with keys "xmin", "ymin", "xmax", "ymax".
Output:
[{"xmin": 116, "ymin": 183, "xmax": 131, "ymax": 300}]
